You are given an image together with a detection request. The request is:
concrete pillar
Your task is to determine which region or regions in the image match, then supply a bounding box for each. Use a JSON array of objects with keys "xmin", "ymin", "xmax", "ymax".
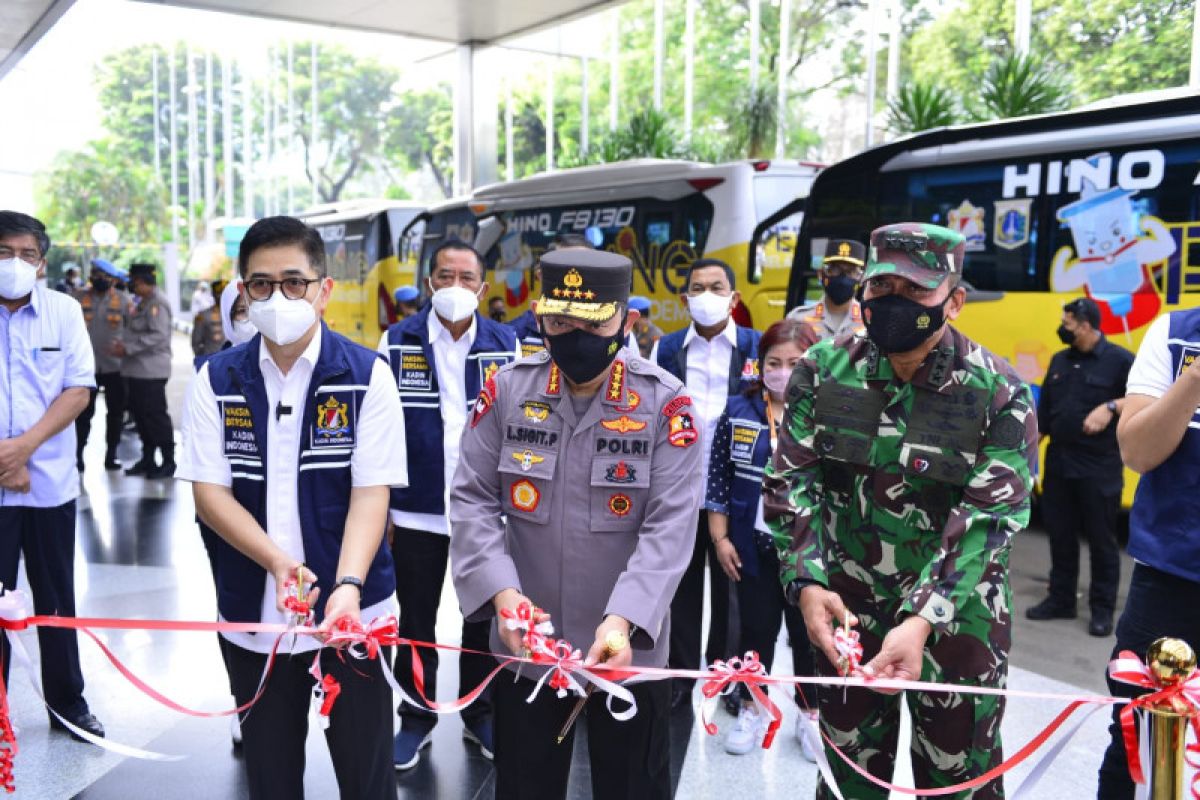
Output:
[
  {"xmin": 453, "ymin": 43, "xmax": 499, "ymax": 194},
  {"xmin": 776, "ymin": 0, "xmax": 790, "ymax": 156},
  {"xmin": 653, "ymin": 0, "xmax": 664, "ymax": 111},
  {"xmin": 1014, "ymin": 0, "xmax": 1031, "ymax": 55}
]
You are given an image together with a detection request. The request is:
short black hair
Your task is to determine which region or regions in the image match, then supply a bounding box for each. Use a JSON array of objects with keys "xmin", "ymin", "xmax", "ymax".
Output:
[
  {"xmin": 429, "ymin": 239, "xmax": 485, "ymax": 280},
  {"xmin": 0, "ymin": 211, "xmax": 50, "ymax": 257},
  {"xmin": 1064, "ymin": 297, "xmax": 1101, "ymax": 329},
  {"xmin": 238, "ymin": 216, "xmax": 327, "ymax": 277},
  {"xmin": 548, "ymin": 232, "xmax": 594, "ymax": 251},
  {"xmin": 685, "ymin": 257, "xmax": 736, "ymax": 291}
]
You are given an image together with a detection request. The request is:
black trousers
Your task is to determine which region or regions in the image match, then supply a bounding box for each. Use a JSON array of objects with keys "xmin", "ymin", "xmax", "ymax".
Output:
[
  {"xmin": 1097, "ymin": 564, "xmax": 1200, "ymax": 799},
  {"xmin": 736, "ymin": 543, "xmax": 815, "ymax": 709},
  {"xmin": 125, "ymin": 377, "xmax": 173, "ymax": 460},
  {"xmin": 75, "ymin": 371, "xmax": 126, "ymax": 458},
  {"xmin": 493, "ymin": 673, "xmax": 671, "ymax": 800},
  {"xmin": 226, "ymin": 642, "xmax": 396, "ymax": 800},
  {"xmin": 0, "ymin": 503, "xmax": 87, "ymax": 715},
  {"xmin": 1042, "ymin": 474, "xmax": 1121, "ymax": 613},
  {"xmin": 668, "ymin": 512, "xmax": 738, "ymax": 676},
  {"xmin": 391, "ymin": 526, "xmax": 493, "ymax": 727}
]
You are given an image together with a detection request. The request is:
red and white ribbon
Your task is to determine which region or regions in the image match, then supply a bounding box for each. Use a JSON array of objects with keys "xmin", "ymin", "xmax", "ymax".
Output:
[{"xmin": 700, "ymin": 652, "xmax": 782, "ymax": 748}]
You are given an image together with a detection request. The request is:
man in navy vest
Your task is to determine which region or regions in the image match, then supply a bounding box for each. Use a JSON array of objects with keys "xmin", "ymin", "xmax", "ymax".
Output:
[
  {"xmin": 1097, "ymin": 307, "xmax": 1200, "ymax": 799},
  {"xmin": 651, "ymin": 257, "xmax": 760, "ymax": 707},
  {"xmin": 379, "ymin": 240, "xmax": 520, "ymax": 770},
  {"xmin": 178, "ymin": 216, "xmax": 407, "ymax": 800}
]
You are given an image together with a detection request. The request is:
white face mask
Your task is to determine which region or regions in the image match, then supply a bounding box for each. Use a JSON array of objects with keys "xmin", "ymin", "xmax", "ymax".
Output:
[
  {"xmin": 0, "ymin": 257, "xmax": 39, "ymax": 300},
  {"xmin": 687, "ymin": 291, "xmax": 732, "ymax": 327},
  {"xmin": 228, "ymin": 319, "xmax": 257, "ymax": 346},
  {"xmin": 247, "ymin": 290, "xmax": 317, "ymax": 346},
  {"xmin": 430, "ymin": 284, "xmax": 480, "ymax": 324}
]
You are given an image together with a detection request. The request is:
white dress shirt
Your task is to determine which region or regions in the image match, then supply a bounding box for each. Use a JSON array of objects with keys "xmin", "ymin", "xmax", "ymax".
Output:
[
  {"xmin": 681, "ymin": 318, "xmax": 738, "ymax": 479},
  {"xmin": 178, "ymin": 326, "xmax": 406, "ymax": 653}
]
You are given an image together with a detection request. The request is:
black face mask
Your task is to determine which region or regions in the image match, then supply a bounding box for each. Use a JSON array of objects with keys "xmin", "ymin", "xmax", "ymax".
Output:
[
  {"xmin": 489, "ymin": 309, "xmax": 505, "ymax": 323},
  {"xmin": 1056, "ymin": 324, "xmax": 1076, "ymax": 345},
  {"xmin": 540, "ymin": 315, "xmax": 626, "ymax": 385},
  {"xmin": 823, "ymin": 273, "xmax": 859, "ymax": 306},
  {"xmin": 91, "ymin": 278, "xmax": 111, "ymax": 292},
  {"xmin": 861, "ymin": 293, "xmax": 947, "ymax": 354}
]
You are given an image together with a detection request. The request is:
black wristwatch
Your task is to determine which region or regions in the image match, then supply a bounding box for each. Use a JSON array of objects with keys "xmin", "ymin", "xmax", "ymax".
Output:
[
  {"xmin": 334, "ymin": 576, "xmax": 364, "ymax": 594},
  {"xmin": 1105, "ymin": 400, "xmax": 1118, "ymax": 414}
]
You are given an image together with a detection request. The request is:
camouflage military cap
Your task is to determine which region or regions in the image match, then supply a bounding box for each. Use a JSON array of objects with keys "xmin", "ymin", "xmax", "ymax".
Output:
[{"xmin": 864, "ymin": 223, "xmax": 966, "ymax": 289}]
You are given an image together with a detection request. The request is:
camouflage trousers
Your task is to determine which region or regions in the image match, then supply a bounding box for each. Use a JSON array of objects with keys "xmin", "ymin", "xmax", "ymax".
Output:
[{"xmin": 812, "ymin": 584, "xmax": 1010, "ymax": 800}]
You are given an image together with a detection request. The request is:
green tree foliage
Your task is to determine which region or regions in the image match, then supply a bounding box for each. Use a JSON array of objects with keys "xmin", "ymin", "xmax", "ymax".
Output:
[
  {"xmin": 886, "ymin": 81, "xmax": 961, "ymax": 134},
  {"xmin": 384, "ymin": 85, "xmax": 454, "ymax": 197},
  {"xmin": 977, "ymin": 51, "xmax": 1070, "ymax": 120}
]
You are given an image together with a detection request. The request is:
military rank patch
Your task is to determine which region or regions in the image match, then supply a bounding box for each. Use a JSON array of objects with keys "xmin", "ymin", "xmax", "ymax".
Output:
[
  {"xmin": 616, "ymin": 389, "xmax": 641, "ymax": 412},
  {"xmin": 510, "ymin": 479, "xmax": 540, "ymax": 512},
  {"xmin": 668, "ymin": 412, "xmax": 698, "ymax": 448},
  {"xmin": 607, "ymin": 493, "xmax": 632, "ymax": 516},
  {"xmin": 511, "ymin": 449, "xmax": 545, "ymax": 472},
  {"xmin": 600, "ymin": 415, "xmax": 647, "ymax": 434},
  {"xmin": 522, "ymin": 401, "xmax": 551, "ymax": 423},
  {"xmin": 661, "ymin": 395, "xmax": 692, "ymax": 418},
  {"xmin": 471, "ymin": 376, "xmax": 497, "ymax": 428},
  {"xmin": 605, "ymin": 461, "xmax": 637, "ymax": 483}
]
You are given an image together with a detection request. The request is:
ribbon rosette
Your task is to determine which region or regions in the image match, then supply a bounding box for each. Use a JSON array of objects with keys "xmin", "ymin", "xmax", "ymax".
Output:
[
  {"xmin": 834, "ymin": 624, "xmax": 863, "ymax": 677},
  {"xmin": 701, "ymin": 652, "xmax": 782, "ymax": 748},
  {"xmin": 527, "ymin": 636, "xmax": 586, "ymax": 700},
  {"xmin": 500, "ymin": 602, "xmax": 554, "ymax": 638},
  {"xmin": 1108, "ymin": 650, "xmax": 1200, "ymax": 795}
]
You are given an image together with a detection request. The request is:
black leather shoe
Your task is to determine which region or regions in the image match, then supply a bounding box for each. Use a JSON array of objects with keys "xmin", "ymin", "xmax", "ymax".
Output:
[
  {"xmin": 1026, "ymin": 598, "xmax": 1077, "ymax": 620},
  {"xmin": 1089, "ymin": 610, "xmax": 1114, "ymax": 637},
  {"xmin": 104, "ymin": 450, "xmax": 122, "ymax": 470},
  {"xmin": 147, "ymin": 461, "xmax": 176, "ymax": 479},
  {"xmin": 49, "ymin": 709, "xmax": 105, "ymax": 741},
  {"xmin": 124, "ymin": 459, "xmax": 154, "ymax": 476}
]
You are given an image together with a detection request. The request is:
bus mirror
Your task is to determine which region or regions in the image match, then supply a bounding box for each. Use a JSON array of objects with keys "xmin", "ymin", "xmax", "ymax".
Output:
[{"xmin": 474, "ymin": 216, "xmax": 504, "ymax": 261}]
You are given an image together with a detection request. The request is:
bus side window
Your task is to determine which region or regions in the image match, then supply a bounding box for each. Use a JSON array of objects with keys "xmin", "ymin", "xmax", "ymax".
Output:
[{"xmin": 644, "ymin": 214, "xmax": 673, "ymax": 247}]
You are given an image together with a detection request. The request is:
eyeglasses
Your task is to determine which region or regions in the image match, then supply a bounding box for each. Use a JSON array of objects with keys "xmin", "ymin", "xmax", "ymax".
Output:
[
  {"xmin": 0, "ymin": 246, "xmax": 42, "ymax": 263},
  {"xmin": 244, "ymin": 277, "xmax": 322, "ymax": 302}
]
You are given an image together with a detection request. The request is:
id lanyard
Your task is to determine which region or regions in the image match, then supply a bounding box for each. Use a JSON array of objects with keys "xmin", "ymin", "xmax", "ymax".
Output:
[{"xmin": 765, "ymin": 392, "xmax": 779, "ymax": 453}]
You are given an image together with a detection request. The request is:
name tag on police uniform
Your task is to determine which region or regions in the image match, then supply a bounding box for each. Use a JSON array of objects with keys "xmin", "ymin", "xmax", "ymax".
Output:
[
  {"xmin": 730, "ymin": 421, "xmax": 761, "ymax": 463},
  {"xmin": 399, "ymin": 351, "xmax": 434, "ymax": 392},
  {"xmin": 221, "ymin": 401, "xmax": 260, "ymax": 457},
  {"xmin": 311, "ymin": 392, "xmax": 357, "ymax": 449}
]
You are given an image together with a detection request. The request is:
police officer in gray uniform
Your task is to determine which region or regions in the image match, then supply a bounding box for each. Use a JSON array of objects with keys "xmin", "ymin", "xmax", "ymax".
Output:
[
  {"xmin": 114, "ymin": 262, "xmax": 175, "ymax": 478},
  {"xmin": 451, "ymin": 249, "xmax": 702, "ymax": 799},
  {"xmin": 74, "ymin": 258, "xmax": 132, "ymax": 471}
]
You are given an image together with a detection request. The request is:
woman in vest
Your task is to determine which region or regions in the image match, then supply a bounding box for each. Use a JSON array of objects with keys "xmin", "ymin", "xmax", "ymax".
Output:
[{"xmin": 705, "ymin": 318, "xmax": 819, "ymax": 758}]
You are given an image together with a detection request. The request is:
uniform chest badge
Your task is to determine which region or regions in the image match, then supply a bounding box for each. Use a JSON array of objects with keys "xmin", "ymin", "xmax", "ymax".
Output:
[
  {"xmin": 600, "ymin": 415, "xmax": 647, "ymax": 434},
  {"xmin": 912, "ymin": 457, "xmax": 931, "ymax": 474},
  {"xmin": 510, "ymin": 479, "xmax": 541, "ymax": 512},
  {"xmin": 616, "ymin": 389, "xmax": 641, "ymax": 412},
  {"xmin": 512, "ymin": 449, "xmax": 545, "ymax": 472},
  {"xmin": 316, "ymin": 396, "xmax": 350, "ymax": 436},
  {"xmin": 522, "ymin": 401, "xmax": 551, "ymax": 422},
  {"xmin": 668, "ymin": 412, "xmax": 698, "ymax": 448},
  {"xmin": 607, "ymin": 493, "xmax": 632, "ymax": 516},
  {"xmin": 605, "ymin": 461, "xmax": 637, "ymax": 483}
]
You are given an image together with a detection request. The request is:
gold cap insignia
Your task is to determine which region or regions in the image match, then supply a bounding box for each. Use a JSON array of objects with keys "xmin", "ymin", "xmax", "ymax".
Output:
[{"xmin": 562, "ymin": 269, "xmax": 584, "ymax": 289}]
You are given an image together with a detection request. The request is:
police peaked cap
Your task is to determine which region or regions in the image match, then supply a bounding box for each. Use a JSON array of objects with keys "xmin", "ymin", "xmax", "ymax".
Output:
[{"xmin": 535, "ymin": 249, "xmax": 632, "ymax": 322}]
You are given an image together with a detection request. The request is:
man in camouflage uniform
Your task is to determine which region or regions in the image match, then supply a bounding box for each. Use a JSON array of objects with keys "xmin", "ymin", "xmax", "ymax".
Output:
[{"xmin": 764, "ymin": 223, "xmax": 1037, "ymax": 799}]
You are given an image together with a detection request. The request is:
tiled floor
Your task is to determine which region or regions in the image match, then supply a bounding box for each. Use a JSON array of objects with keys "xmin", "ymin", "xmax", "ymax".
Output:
[{"xmin": 2, "ymin": 335, "xmax": 1164, "ymax": 798}]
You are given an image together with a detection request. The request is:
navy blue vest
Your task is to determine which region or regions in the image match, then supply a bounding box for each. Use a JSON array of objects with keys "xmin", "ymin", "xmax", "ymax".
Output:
[
  {"xmin": 507, "ymin": 310, "xmax": 545, "ymax": 357},
  {"xmin": 1128, "ymin": 308, "xmax": 1200, "ymax": 584},
  {"xmin": 204, "ymin": 325, "xmax": 395, "ymax": 624},
  {"xmin": 384, "ymin": 307, "xmax": 518, "ymax": 515},
  {"xmin": 720, "ymin": 393, "xmax": 775, "ymax": 578},
  {"xmin": 655, "ymin": 324, "xmax": 762, "ymax": 395}
]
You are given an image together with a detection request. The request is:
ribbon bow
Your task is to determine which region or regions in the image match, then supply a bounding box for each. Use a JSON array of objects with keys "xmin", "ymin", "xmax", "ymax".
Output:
[
  {"xmin": 834, "ymin": 624, "xmax": 863, "ymax": 677},
  {"xmin": 701, "ymin": 652, "xmax": 782, "ymax": 748},
  {"xmin": 528, "ymin": 636, "xmax": 586, "ymax": 700},
  {"xmin": 501, "ymin": 602, "xmax": 553, "ymax": 638},
  {"xmin": 1108, "ymin": 650, "xmax": 1200, "ymax": 794}
]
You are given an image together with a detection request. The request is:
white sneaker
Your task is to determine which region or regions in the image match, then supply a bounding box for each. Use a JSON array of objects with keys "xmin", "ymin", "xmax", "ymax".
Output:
[
  {"xmin": 230, "ymin": 712, "xmax": 243, "ymax": 746},
  {"xmin": 795, "ymin": 710, "xmax": 820, "ymax": 762},
  {"xmin": 724, "ymin": 706, "xmax": 764, "ymax": 755}
]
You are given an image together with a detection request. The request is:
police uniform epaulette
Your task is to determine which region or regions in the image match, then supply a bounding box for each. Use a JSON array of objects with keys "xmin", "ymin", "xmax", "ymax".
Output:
[
  {"xmin": 625, "ymin": 353, "xmax": 685, "ymax": 393},
  {"xmin": 513, "ymin": 349, "xmax": 551, "ymax": 368}
]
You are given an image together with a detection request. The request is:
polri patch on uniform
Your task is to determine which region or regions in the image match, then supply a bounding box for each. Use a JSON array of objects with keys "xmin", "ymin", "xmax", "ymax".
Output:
[
  {"xmin": 311, "ymin": 393, "xmax": 357, "ymax": 448},
  {"xmin": 729, "ymin": 422, "xmax": 761, "ymax": 463},
  {"xmin": 471, "ymin": 376, "xmax": 498, "ymax": 428},
  {"xmin": 596, "ymin": 436, "xmax": 650, "ymax": 456},
  {"xmin": 511, "ymin": 449, "xmax": 545, "ymax": 472},
  {"xmin": 399, "ymin": 351, "xmax": 434, "ymax": 392},
  {"xmin": 616, "ymin": 389, "xmax": 641, "ymax": 412},
  {"xmin": 1177, "ymin": 346, "xmax": 1200, "ymax": 380},
  {"xmin": 600, "ymin": 415, "xmax": 647, "ymax": 434},
  {"xmin": 221, "ymin": 400, "xmax": 259, "ymax": 457},
  {"xmin": 668, "ymin": 412, "xmax": 698, "ymax": 448},
  {"xmin": 661, "ymin": 395, "xmax": 692, "ymax": 417},
  {"xmin": 522, "ymin": 401, "xmax": 551, "ymax": 422},
  {"xmin": 510, "ymin": 479, "xmax": 540, "ymax": 512},
  {"xmin": 605, "ymin": 461, "xmax": 637, "ymax": 483},
  {"xmin": 607, "ymin": 493, "xmax": 632, "ymax": 516}
]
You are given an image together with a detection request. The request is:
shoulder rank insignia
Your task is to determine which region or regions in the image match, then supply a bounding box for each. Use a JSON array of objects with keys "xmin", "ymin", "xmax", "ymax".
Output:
[{"xmin": 471, "ymin": 375, "xmax": 497, "ymax": 428}]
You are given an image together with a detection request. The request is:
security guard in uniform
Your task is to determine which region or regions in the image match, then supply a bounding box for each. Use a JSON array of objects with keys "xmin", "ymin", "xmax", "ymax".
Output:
[
  {"xmin": 764, "ymin": 223, "xmax": 1038, "ymax": 800},
  {"xmin": 191, "ymin": 278, "xmax": 229, "ymax": 358},
  {"xmin": 114, "ymin": 262, "xmax": 175, "ymax": 478},
  {"xmin": 74, "ymin": 258, "xmax": 132, "ymax": 471},
  {"xmin": 787, "ymin": 238, "xmax": 867, "ymax": 349},
  {"xmin": 451, "ymin": 249, "xmax": 702, "ymax": 799}
]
